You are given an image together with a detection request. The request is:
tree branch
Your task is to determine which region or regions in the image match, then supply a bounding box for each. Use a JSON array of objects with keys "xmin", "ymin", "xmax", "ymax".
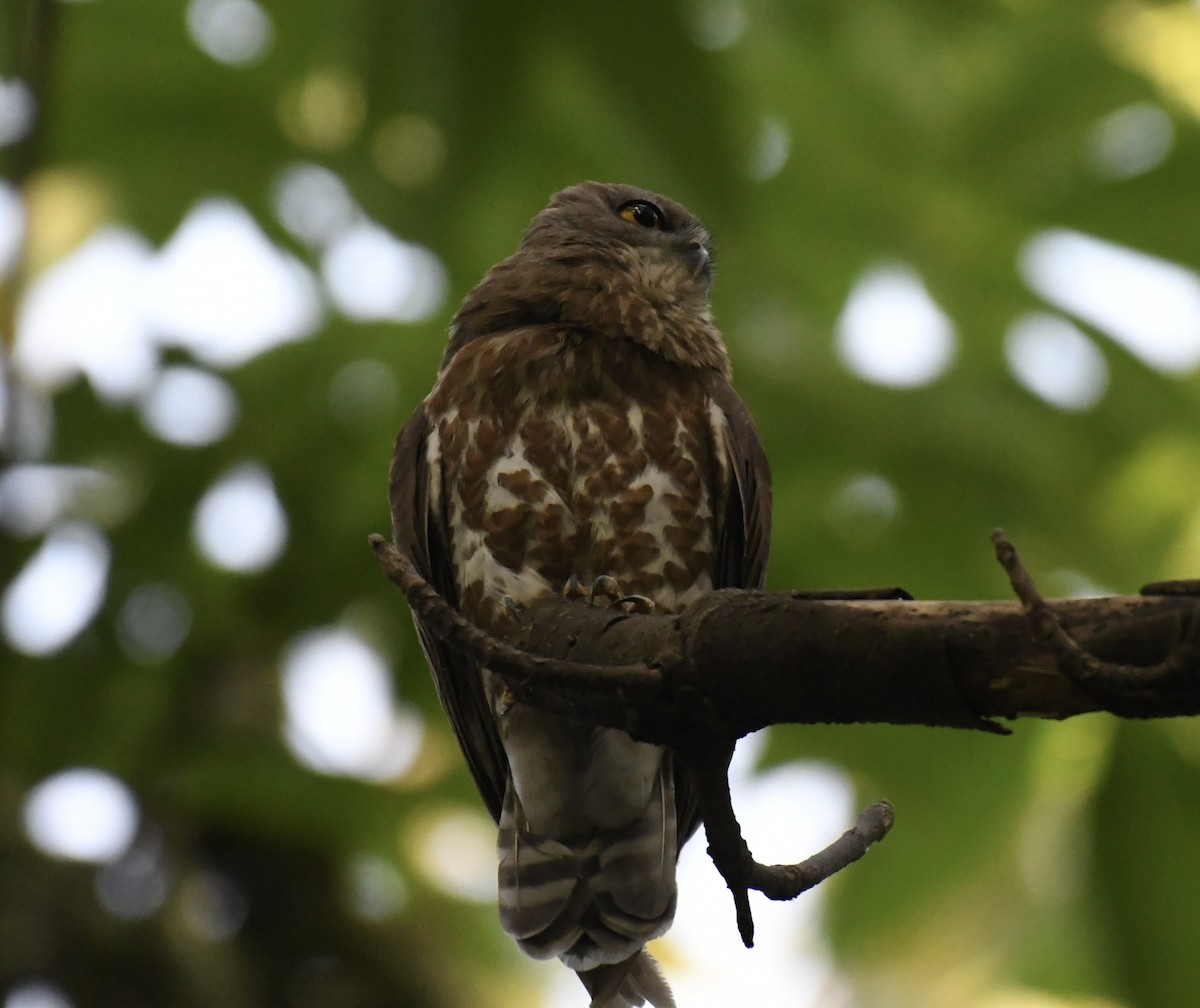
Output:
[{"xmin": 369, "ymin": 531, "xmax": 1200, "ymax": 947}]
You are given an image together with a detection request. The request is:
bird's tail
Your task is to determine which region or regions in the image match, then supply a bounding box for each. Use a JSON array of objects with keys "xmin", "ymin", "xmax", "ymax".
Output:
[
  {"xmin": 496, "ymin": 758, "xmax": 678, "ymax": 976},
  {"xmin": 577, "ymin": 948, "xmax": 676, "ymax": 1008}
]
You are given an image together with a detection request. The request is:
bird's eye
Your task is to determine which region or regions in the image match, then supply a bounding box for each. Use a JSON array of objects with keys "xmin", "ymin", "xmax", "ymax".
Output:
[{"xmin": 618, "ymin": 200, "xmax": 666, "ymax": 230}]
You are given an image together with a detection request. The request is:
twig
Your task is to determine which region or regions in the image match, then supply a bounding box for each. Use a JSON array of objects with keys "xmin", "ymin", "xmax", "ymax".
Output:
[
  {"xmin": 677, "ymin": 738, "xmax": 757, "ymax": 945},
  {"xmin": 748, "ymin": 800, "xmax": 895, "ymax": 900},
  {"xmin": 368, "ymin": 535, "xmax": 661, "ymax": 708},
  {"xmin": 679, "ymin": 732, "xmax": 894, "ymax": 947},
  {"xmin": 991, "ymin": 529, "xmax": 1200, "ymax": 716},
  {"xmin": 1141, "ymin": 579, "xmax": 1200, "ymax": 597}
]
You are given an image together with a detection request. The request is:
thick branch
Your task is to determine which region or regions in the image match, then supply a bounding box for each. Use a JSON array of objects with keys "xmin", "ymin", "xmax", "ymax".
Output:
[
  {"xmin": 370, "ymin": 532, "xmax": 1200, "ymax": 949},
  {"xmin": 488, "ymin": 583, "xmax": 1200, "ymax": 739},
  {"xmin": 373, "ymin": 534, "xmax": 1200, "ymax": 740}
]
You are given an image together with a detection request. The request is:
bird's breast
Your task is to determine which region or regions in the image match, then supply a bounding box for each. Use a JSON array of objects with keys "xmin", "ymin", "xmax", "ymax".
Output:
[{"xmin": 426, "ymin": 328, "xmax": 719, "ymax": 629}]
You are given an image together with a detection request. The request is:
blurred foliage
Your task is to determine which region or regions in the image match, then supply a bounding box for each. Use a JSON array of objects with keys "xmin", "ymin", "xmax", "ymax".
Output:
[{"xmin": 3, "ymin": 0, "xmax": 1200, "ymax": 1006}]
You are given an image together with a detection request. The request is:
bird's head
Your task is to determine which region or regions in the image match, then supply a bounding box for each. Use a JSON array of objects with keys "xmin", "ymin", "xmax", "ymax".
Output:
[
  {"xmin": 525, "ymin": 181, "xmax": 714, "ymax": 296},
  {"xmin": 449, "ymin": 181, "xmax": 728, "ymax": 373}
]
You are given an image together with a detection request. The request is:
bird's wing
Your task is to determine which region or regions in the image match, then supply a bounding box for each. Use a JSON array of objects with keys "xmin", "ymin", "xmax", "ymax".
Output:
[
  {"xmin": 707, "ymin": 372, "xmax": 772, "ymax": 593},
  {"xmin": 671, "ymin": 372, "xmax": 774, "ymax": 846},
  {"xmin": 390, "ymin": 402, "xmax": 509, "ymax": 823}
]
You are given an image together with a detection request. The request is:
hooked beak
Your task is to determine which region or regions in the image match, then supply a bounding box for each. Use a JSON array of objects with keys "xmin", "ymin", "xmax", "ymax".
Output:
[{"xmin": 687, "ymin": 240, "xmax": 712, "ymax": 282}]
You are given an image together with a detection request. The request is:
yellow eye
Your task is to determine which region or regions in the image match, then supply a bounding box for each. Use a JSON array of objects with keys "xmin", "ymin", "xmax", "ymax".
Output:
[{"xmin": 618, "ymin": 200, "xmax": 666, "ymax": 230}]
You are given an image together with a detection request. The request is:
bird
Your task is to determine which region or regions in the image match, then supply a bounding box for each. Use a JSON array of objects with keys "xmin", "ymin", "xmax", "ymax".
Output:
[{"xmin": 390, "ymin": 181, "xmax": 771, "ymax": 1008}]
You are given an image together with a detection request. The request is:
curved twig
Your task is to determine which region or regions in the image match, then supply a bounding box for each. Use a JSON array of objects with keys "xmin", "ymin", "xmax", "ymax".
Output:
[
  {"xmin": 680, "ymin": 729, "xmax": 894, "ymax": 947},
  {"xmin": 991, "ymin": 529, "xmax": 1200, "ymax": 716},
  {"xmin": 369, "ymin": 535, "xmax": 661, "ymax": 706},
  {"xmin": 748, "ymin": 801, "xmax": 895, "ymax": 900}
]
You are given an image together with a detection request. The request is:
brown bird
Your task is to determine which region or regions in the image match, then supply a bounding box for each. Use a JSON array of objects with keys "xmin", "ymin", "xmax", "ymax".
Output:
[{"xmin": 390, "ymin": 182, "xmax": 771, "ymax": 1007}]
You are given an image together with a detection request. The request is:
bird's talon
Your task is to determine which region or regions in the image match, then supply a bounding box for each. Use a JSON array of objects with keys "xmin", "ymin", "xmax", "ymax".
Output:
[
  {"xmin": 502, "ymin": 596, "xmax": 523, "ymax": 620},
  {"xmin": 612, "ymin": 594, "xmax": 655, "ymax": 615},
  {"xmin": 562, "ymin": 575, "xmax": 587, "ymax": 599},
  {"xmin": 588, "ymin": 575, "xmax": 621, "ymax": 607}
]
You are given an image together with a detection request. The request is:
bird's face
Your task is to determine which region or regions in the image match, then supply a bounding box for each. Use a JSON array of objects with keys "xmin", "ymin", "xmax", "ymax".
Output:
[
  {"xmin": 447, "ymin": 181, "xmax": 730, "ymax": 374},
  {"xmin": 525, "ymin": 182, "xmax": 714, "ymax": 301}
]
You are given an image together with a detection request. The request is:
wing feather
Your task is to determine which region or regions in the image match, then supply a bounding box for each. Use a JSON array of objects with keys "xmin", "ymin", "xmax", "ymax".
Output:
[
  {"xmin": 707, "ymin": 372, "xmax": 772, "ymax": 593},
  {"xmin": 389, "ymin": 403, "xmax": 509, "ymax": 823},
  {"xmin": 671, "ymin": 372, "xmax": 773, "ymax": 846}
]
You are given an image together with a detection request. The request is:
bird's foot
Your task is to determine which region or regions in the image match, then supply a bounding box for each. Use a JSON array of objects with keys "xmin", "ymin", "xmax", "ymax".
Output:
[{"xmin": 568, "ymin": 574, "xmax": 656, "ymax": 614}]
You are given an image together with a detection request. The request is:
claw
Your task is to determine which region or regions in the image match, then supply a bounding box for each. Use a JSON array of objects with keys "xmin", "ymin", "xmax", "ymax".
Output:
[
  {"xmin": 563, "ymin": 575, "xmax": 587, "ymax": 599},
  {"xmin": 612, "ymin": 594, "xmax": 655, "ymax": 615},
  {"xmin": 589, "ymin": 575, "xmax": 621, "ymax": 607},
  {"xmin": 497, "ymin": 686, "xmax": 516, "ymax": 715},
  {"xmin": 502, "ymin": 596, "xmax": 523, "ymax": 620}
]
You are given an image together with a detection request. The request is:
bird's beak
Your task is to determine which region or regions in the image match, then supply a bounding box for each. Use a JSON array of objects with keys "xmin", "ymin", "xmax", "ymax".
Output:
[{"xmin": 688, "ymin": 241, "xmax": 712, "ymax": 281}]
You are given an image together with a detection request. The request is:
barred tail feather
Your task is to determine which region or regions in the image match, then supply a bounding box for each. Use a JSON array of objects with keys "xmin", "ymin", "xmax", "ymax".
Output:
[
  {"xmin": 496, "ymin": 761, "xmax": 679, "ymax": 970},
  {"xmin": 497, "ymin": 789, "xmax": 587, "ymax": 956},
  {"xmin": 578, "ymin": 949, "xmax": 676, "ymax": 1008}
]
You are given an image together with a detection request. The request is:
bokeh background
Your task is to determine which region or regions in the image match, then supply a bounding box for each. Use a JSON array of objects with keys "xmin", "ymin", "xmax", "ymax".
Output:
[{"xmin": 3, "ymin": 1, "xmax": 1200, "ymax": 1006}]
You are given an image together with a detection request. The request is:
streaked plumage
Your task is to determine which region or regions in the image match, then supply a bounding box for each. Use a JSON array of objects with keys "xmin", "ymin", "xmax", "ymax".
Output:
[{"xmin": 390, "ymin": 182, "xmax": 771, "ymax": 1007}]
